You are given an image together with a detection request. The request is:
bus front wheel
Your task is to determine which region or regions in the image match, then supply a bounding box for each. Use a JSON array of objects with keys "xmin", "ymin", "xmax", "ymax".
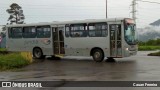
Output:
[
  {"xmin": 33, "ymin": 48, "xmax": 45, "ymax": 59},
  {"xmin": 92, "ymin": 49, "xmax": 104, "ymax": 62}
]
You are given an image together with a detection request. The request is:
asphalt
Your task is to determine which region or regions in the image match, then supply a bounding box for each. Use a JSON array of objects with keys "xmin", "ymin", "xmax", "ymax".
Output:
[{"xmin": 0, "ymin": 51, "xmax": 160, "ymax": 90}]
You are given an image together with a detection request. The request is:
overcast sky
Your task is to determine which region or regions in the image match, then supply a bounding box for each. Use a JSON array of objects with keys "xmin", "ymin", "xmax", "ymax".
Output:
[{"xmin": 0, "ymin": 0, "xmax": 160, "ymax": 28}]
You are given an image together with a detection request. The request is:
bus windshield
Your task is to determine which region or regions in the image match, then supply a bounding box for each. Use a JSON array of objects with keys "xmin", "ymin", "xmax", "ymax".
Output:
[{"xmin": 124, "ymin": 23, "xmax": 138, "ymax": 45}]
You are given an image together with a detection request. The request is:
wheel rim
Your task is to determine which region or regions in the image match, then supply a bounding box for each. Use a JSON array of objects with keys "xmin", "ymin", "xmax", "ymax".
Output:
[
  {"xmin": 94, "ymin": 52, "xmax": 101, "ymax": 60},
  {"xmin": 34, "ymin": 49, "xmax": 42, "ymax": 58}
]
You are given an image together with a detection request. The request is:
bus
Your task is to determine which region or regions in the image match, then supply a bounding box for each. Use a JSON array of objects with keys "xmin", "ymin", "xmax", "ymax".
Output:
[{"xmin": 6, "ymin": 18, "xmax": 138, "ymax": 62}]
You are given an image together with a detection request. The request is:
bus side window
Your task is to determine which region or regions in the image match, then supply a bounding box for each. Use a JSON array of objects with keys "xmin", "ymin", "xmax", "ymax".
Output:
[
  {"xmin": 8, "ymin": 28, "xmax": 12, "ymax": 38},
  {"xmin": 10, "ymin": 27, "xmax": 23, "ymax": 38},
  {"xmin": 88, "ymin": 23, "xmax": 107, "ymax": 37},
  {"xmin": 102, "ymin": 23, "xmax": 108, "ymax": 37},
  {"xmin": 43, "ymin": 27, "xmax": 51, "ymax": 37},
  {"xmin": 82, "ymin": 25, "xmax": 88, "ymax": 37},
  {"xmin": 37, "ymin": 27, "xmax": 43, "ymax": 38},
  {"xmin": 70, "ymin": 24, "xmax": 87, "ymax": 37},
  {"xmin": 37, "ymin": 26, "xmax": 51, "ymax": 38},
  {"xmin": 23, "ymin": 27, "xmax": 36, "ymax": 38},
  {"xmin": 88, "ymin": 24, "xmax": 96, "ymax": 37},
  {"xmin": 65, "ymin": 25, "xmax": 70, "ymax": 37}
]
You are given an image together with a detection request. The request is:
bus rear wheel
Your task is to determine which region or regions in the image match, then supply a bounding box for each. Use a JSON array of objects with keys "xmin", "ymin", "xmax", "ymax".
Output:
[
  {"xmin": 92, "ymin": 49, "xmax": 104, "ymax": 62},
  {"xmin": 33, "ymin": 48, "xmax": 45, "ymax": 59}
]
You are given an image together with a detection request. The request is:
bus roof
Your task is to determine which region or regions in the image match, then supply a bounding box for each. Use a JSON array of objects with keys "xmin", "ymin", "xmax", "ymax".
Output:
[{"xmin": 6, "ymin": 18, "xmax": 131, "ymax": 27}]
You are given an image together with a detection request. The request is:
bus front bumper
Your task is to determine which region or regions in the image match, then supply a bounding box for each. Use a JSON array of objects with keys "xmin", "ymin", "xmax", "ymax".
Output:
[{"xmin": 124, "ymin": 49, "xmax": 137, "ymax": 57}]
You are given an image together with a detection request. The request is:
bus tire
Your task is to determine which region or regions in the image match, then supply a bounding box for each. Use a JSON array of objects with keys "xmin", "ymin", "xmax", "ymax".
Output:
[
  {"xmin": 92, "ymin": 49, "xmax": 104, "ymax": 62},
  {"xmin": 49, "ymin": 55, "xmax": 61, "ymax": 60},
  {"xmin": 106, "ymin": 57, "xmax": 116, "ymax": 62},
  {"xmin": 33, "ymin": 48, "xmax": 45, "ymax": 59}
]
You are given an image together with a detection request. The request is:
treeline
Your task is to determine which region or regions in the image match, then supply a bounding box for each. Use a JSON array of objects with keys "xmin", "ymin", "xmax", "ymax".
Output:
[{"xmin": 139, "ymin": 38, "xmax": 160, "ymax": 46}]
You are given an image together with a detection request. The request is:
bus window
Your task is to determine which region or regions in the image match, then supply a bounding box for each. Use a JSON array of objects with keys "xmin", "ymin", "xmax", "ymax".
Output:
[
  {"xmin": 23, "ymin": 27, "xmax": 36, "ymax": 38},
  {"xmin": 10, "ymin": 27, "xmax": 23, "ymax": 38},
  {"xmin": 102, "ymin": 24, "xmax": 108, "ymax": 37},
  {"xmin": 70, "ymin": 24, "xmax": 87, "ymax": 37},
  {"xmin": 8, "ymin": 28, "xmax": 11, "ymax": 38},
  {"xmin": 65, "ymin": 25, "xmax": 70, "ymax": 37},
  {"xmin": 37, "ymin": 26, "xmax": 51, "ymax": 38},
  {"xmin": 124, "ymin": 19, "xmax": 137, "ymax": 45},
  {"xmin": 88, "ymin": 23, "xmax": 107, "ymax": 37}
]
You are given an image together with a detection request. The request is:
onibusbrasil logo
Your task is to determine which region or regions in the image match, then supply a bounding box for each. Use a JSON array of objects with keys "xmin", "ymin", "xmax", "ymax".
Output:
[{"xmin": 1, "ymin": 82, "xmax": 42, "ymax": 88}]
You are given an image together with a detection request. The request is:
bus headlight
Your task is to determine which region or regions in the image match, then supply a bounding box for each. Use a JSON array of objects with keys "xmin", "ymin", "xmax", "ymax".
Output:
[{"xmin": 126, "ymin": 48, "xmax": 129, "ymax": 51}]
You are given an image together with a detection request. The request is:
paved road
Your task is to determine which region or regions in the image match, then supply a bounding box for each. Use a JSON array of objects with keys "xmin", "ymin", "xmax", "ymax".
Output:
[{"xmin": 0, "ymin": 51, "xmax": 160, "ymax": 90}]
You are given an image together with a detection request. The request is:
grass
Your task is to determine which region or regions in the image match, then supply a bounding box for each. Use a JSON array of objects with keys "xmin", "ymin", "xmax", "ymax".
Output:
[
  {"xmin": 148, "ymin": 51, "xmax": 160, "ymax": 56},
  {"xmin": 138, "ymin": 46, "xmax": 160, "ymax": 51},
  {"xmin": 0, "ymin": 48, "xmax": 7, "ymax": 51},
  {"xmin": 0, "ymin": 53, "xmax": 30, "ymax": 71},
  {"xmin": 0, "ymin": 48, "xmax": 31, "ymax": 71}
]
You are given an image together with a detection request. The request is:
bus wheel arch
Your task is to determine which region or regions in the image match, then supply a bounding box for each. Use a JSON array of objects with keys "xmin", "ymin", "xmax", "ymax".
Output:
[
  {"xmin": 33, "ymin": 47, "xmax": 45, "ymax": 59},
  {"xmin": 90, "ymin": 47, "xmax": 104, "ymax": 62}
]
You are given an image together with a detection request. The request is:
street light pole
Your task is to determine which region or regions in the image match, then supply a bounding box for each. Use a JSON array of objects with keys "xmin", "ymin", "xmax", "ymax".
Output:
[
  {"xmin": 132, "ymin": 0, "xmax": 136, "ymax": 23},
  {"xmin": 106, "ymin": 0, "xmax": 107, "ymax": 18}
]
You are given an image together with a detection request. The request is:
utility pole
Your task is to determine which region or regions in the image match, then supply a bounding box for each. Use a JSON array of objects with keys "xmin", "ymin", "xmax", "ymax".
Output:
[
  {"xmin": 106, "ymin": 0, "xmax": 108, "ymax": 18},
  {"xmin": 132, "ymin": 0, "xmax": 136, "ymax": 23}
]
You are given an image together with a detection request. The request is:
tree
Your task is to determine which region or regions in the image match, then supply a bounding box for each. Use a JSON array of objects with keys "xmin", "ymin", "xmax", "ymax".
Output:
[{"xmin": 6, "ymin": 3, "xmax": 25, "ymax": 24}]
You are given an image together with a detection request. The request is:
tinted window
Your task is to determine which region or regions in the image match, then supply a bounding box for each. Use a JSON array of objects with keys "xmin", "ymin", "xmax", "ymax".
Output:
[
  {"xmin": 37, "ymin": 26, "xmax": 51, "ymax": 38},
  {"xmin": 70, "ymin": 24, "xmax": 87, "ymax": 37},
  {"xmin": 9, "ymin": 27, "xmax": 23, "ymax": 38},
  {"xmin": 65, "ymin": 25, "xmax": 70, "ymax": 37},
  {"xmin": 88, "ymin": 23, "xmax": 107, "ymax": 37},
  {"xmin": 23, "ymin": 27, "xmax": 36, "ymax": 38},
  {"xmin": 8, "ymin": 28, "xmax": 11, "ymax": 38}
]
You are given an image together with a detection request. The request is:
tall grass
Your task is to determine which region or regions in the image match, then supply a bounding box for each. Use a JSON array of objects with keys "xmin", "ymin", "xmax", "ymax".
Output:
[
  {"xmin": 0, "ymin": 53, "xmax": 30, "ymax": 71},
  {"xmin": 0, "ymin": 48, "xmax": 33, "ymax": 71},
  {"xmin": 20, "ymin": 52, "xmax": 33, "ymax": 63}
]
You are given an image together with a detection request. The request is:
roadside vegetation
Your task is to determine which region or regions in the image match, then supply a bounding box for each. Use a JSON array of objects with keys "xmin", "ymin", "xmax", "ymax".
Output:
[
  {"xmin": 148, "ymin": 51, "xmax": 160, "ymax": 56},
  {"xmin": 0, "ymin": 48, "xmax": 7, "ymax": 51},
  {"xmin": 138, "ymin": 39, "xmax": 160, "ymax": 51},
  {"xmin": 0, "ymin": 48, "xmax": 31, "ymax": 71},
  {"xmin": 0, "ymin": 48, "xmax": 9, "ymax": 55},
  {"xmin": 138, "ymin": 46, "xmax": 160, "ymax": 51},
  {"xmin": 138, "ymin": 39, "xmax": 160, "ymax": 56}
]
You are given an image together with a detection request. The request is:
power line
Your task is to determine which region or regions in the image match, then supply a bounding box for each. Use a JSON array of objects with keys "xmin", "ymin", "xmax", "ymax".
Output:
[
  {"xmin": 131, "ymin": 0, "xmax": 160, "ymax": 24},
  {"xmin": 137, "ymin": 0, "xmax": 160, "ymax": 4}
]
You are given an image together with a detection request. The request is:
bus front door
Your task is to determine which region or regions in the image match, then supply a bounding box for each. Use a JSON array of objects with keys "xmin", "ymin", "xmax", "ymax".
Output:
[
  {"xmin": 53, "ymin": 27, "xmax": 65, "ymax": 55},
  {"xmin": 109, "ymin": 24, "xmax": 122, "ymax": 57}
]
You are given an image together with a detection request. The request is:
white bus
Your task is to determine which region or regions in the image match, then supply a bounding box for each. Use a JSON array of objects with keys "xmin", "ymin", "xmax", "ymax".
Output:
[{"xmin": 6, "ymin": 18, "xmax": 138, "ymax": 62}]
